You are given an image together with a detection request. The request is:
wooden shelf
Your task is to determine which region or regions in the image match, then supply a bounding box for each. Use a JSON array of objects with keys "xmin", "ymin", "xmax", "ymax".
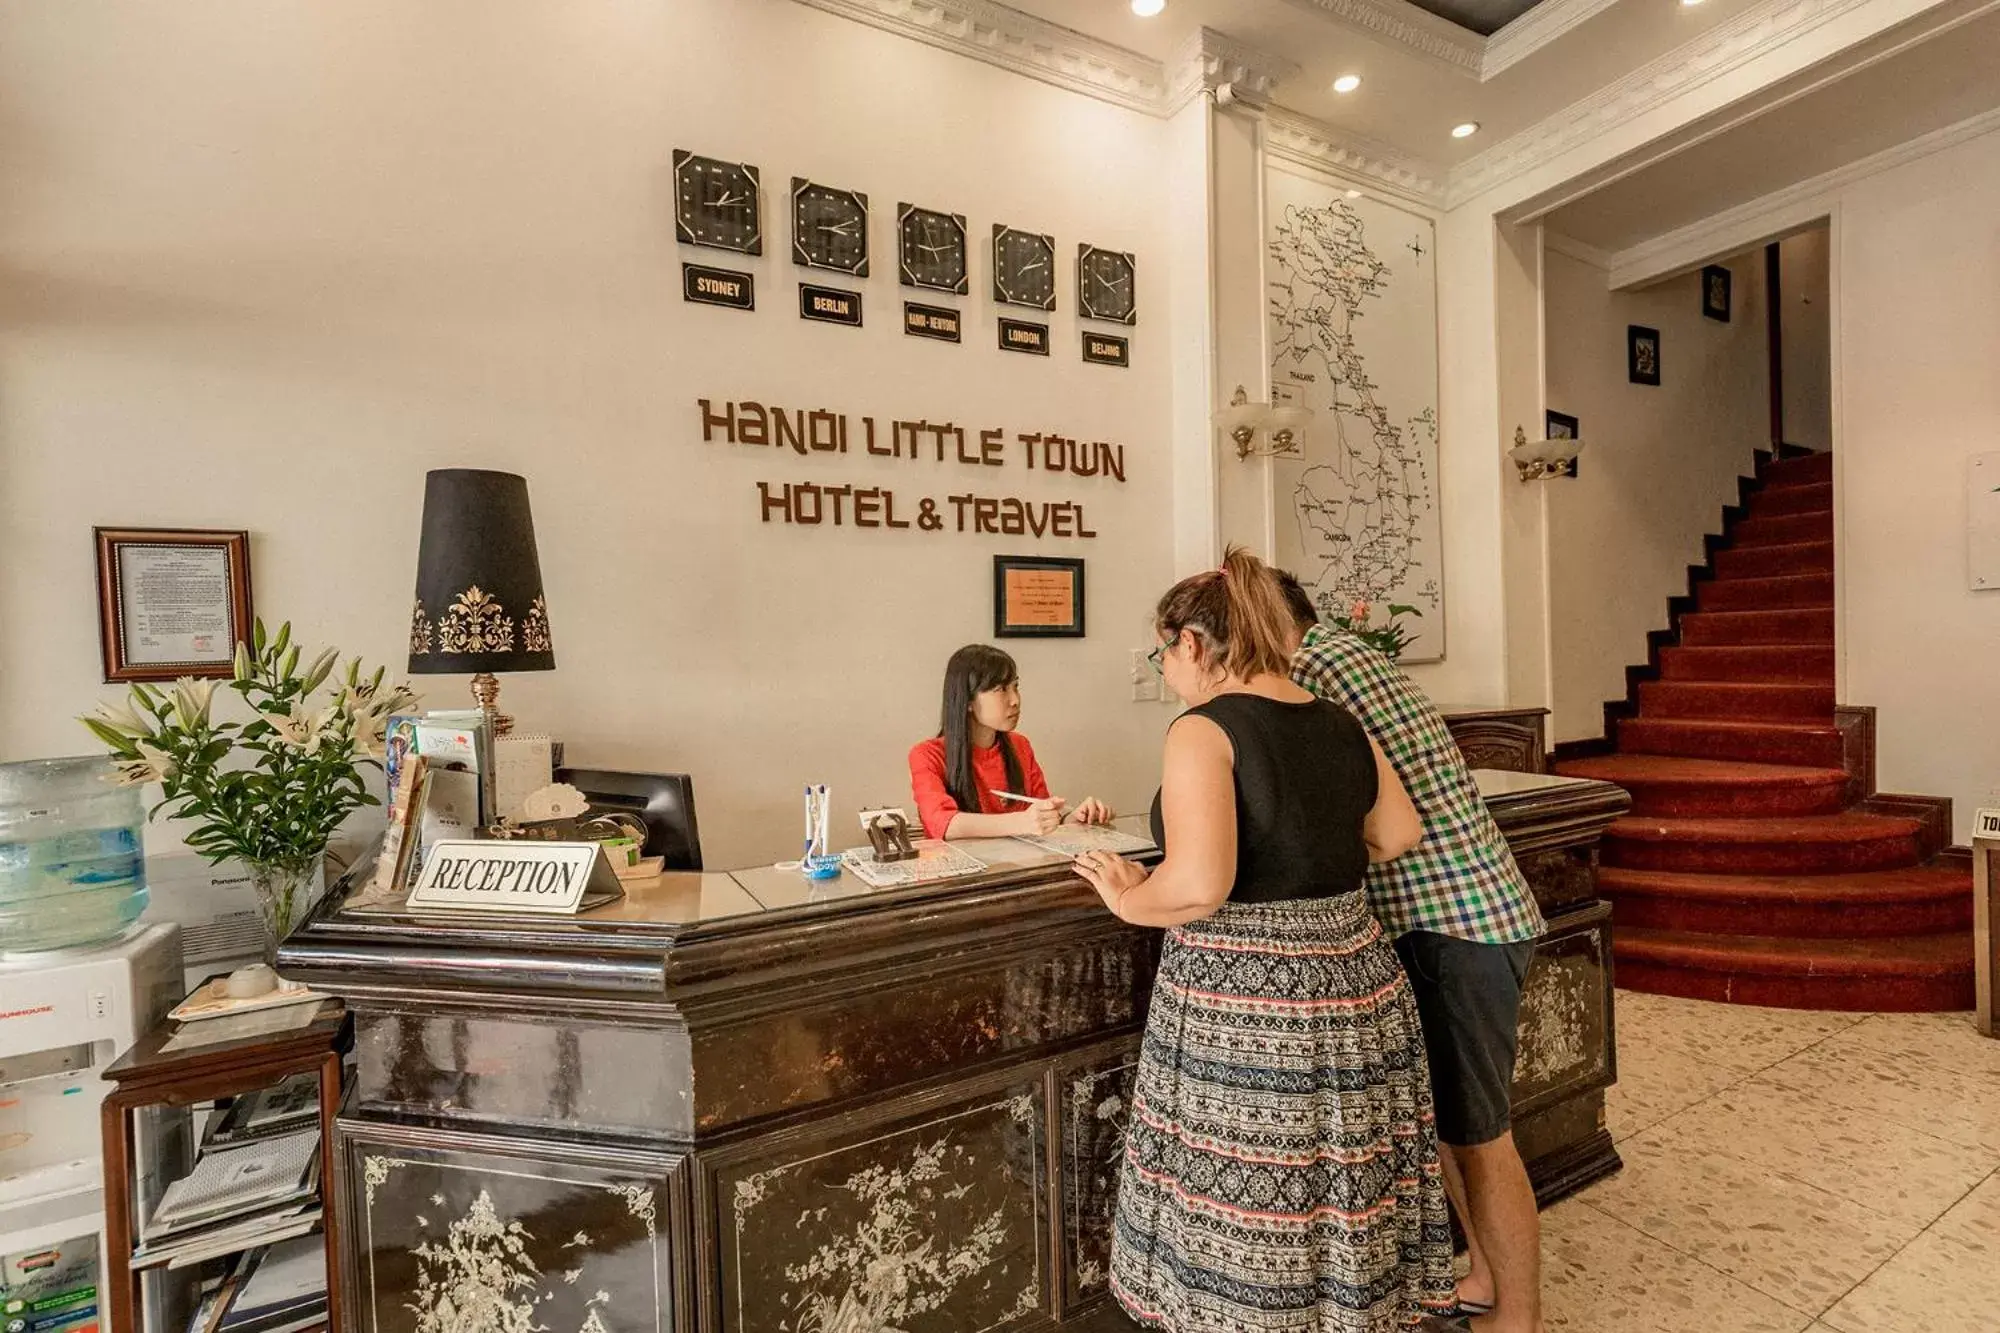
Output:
[{"xmin": 100, "ymin": 1001, "xmax": 351, "ymax": 1333}]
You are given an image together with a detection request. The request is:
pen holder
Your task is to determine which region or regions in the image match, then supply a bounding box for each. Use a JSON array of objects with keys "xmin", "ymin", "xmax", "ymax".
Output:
[{"xmin": 800, "ymin": 852, "xmax": 843, "ymax": 880}]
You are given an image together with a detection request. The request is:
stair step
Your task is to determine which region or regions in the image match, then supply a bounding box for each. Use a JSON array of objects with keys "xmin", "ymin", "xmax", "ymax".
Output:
[
  {"xmin": 1655, "ymin": 644, "xmax": 1834, "ymax": 683},
  {"xmin": 1602, "ymin": 864, "xmax": 1973, "ymax": 938},
  {"xmin": 1616, "ymin": 717, "xmax": 1842, "ymax": 767},
  {"xmin": 1615, "ymin": 927, "xmax": 1974, "ymax": 1012},
  {"xmin": 1732, "ymin": 510, "xmax": 1833, "ymax": 546},
  {"xmin": 1679, "ymin": 609, "xmax": 1833, "ymax": 646},
  {"xmin": 1712, "ymin": 540, "xmax": 1834, "ymax": 580},
  {"xmin": 1748, "ymin": 481, "xmax": 1833, "ymax": 517},
  {"xmin": 1637, "ymin": 680, "xmax": 1835, "ymax": 721},
  {"xmin": 1696, "ymin": 573, "xmax": 1834, "ymax": 612},
  {"xmin": 1761, "ymin": 451, "xmax": 1833, "ymax": 486},
  {"xmin": 1603, "ymin": 810, "xmax": 1923, "ymax": 876},
  {"xmin": 1556, "ymin": 754, "xmax": 1848, "ymax": 817}
]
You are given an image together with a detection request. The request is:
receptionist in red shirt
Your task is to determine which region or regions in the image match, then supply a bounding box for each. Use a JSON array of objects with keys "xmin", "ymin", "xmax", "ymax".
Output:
[{"xmin": 909, "ymin": 644, "xmax": 1114, "ymax": 840}]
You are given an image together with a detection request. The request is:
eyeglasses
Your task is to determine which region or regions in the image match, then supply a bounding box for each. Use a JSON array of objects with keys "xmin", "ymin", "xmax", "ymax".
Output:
[{"xmin": 1147, "ymin": 643, "xmax": 1169, "ymax": 674}]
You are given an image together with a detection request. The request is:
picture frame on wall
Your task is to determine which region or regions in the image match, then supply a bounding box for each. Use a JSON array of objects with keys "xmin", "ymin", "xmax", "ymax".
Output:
[
  {"xmin": 95, "ymin": 527, "xmax": 253, "ymax": 682},
  {"xmin": 1628, "ymin": 325, "xmax": 1661, "ymax": 386},
  {"xmin": 1546, "ymin": 410, "xmax": 1581, "ymax": 479},
  {"xmin": 1701, "ymin": 265, "xmax": 1732, "ymax": 322},
  {"xmin": 993, "ymin": 555, "xmax": 1085, "ymax": 639}
]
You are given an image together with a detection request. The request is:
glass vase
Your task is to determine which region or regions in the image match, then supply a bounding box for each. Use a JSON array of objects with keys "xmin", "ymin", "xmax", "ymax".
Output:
[{"xmin": 245, "ymin": 854, "xmax": 325, "ymax": 964}]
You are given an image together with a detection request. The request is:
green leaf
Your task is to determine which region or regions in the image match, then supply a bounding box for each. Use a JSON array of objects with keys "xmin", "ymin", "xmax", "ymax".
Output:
[
  {"xmin": 81, "ymin": 718, "xmax": 138, "ymax": 756},
  {"xmin": 1387, "ymin": 604, "xmax": 1421, "ymax": 618}
]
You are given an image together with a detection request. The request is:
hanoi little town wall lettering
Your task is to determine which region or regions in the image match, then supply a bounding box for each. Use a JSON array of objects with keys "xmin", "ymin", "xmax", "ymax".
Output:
[{"xmin": 696, "ymin": 398, "xmax": 1126, "ymax": 539}]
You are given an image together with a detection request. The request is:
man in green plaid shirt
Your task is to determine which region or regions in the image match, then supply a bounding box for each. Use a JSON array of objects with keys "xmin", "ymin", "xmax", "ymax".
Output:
[{"xmin": 1279, "ymin": 573, "xmax": 1546, "ymax": 1333}]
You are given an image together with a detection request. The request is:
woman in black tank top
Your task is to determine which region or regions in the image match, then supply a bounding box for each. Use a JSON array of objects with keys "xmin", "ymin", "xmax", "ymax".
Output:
[{"xmin": 1072, "ymin": 548, "xmax": 1458, "ymax": 1332}]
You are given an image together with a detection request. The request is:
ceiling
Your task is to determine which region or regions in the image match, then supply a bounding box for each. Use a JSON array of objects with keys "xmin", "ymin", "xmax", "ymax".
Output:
[
  {"xmin": 1407, "ymin": 0, "xmax": 1551, "ymax": 37},
  {"xmin": 1543, "ymin": 4, "xmax": 2000, "ymax": 254},
  {"xmin": 1003, "ymin": 0, "xmax": 1771, "ymax": 167}
]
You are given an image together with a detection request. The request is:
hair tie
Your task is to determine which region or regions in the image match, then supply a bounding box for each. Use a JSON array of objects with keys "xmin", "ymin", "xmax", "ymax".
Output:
[{"xmin": 1217, "ymin": 565, "xmax": 1230, "ymax": 580}]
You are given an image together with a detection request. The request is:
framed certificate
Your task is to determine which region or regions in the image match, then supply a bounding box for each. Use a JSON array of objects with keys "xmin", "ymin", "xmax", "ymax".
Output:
[
  {"xmin": 95, "ymin": 527, "xmax": 253, "ymax": 682},
  {"xmin": 993, "ymin": 555, "xmax": 1085, "ymax": 639}
]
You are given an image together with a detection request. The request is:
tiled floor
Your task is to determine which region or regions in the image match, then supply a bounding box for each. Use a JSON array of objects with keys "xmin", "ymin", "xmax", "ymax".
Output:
[{"xmin": 1544, "ymin": 991, "xmax": 2000, "ymax": 1332}]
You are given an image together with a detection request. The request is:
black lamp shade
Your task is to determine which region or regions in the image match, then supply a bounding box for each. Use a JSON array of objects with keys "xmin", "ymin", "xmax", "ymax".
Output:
[{"xmin": 407, "ymin": 469, "xmax": 555, "ymax": 676}]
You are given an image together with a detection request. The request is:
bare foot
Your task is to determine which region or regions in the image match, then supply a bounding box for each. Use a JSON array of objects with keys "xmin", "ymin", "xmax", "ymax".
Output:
[{"xmin": 1469, "ymin": 1312, "xmax": 1543, "ymax": 1333}]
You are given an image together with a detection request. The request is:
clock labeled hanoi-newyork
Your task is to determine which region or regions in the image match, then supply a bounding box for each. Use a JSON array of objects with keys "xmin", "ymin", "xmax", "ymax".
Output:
[{"xmin": 898, "ymin": 204, "xmax": 969, "ymax": 296}]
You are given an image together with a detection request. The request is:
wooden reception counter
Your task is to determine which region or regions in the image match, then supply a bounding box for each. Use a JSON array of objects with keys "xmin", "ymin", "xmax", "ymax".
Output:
[{"xmin": 279, "ymin": 770, "xmax": 1628, "ymax": 1333}]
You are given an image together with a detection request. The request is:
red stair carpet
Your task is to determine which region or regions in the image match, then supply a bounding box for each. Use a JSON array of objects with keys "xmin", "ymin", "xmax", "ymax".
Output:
[{"xmin": 1556, "ymin": 450, "xmax": 1975, "ymax": 1011}]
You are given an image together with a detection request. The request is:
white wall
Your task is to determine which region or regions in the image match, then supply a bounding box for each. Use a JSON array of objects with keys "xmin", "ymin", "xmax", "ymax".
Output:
[
  {"xmin": 1837, "ymin": 126, "xmax": 2000, "ymax": 837},
  {"xmin": 0, "ymin": 0, "xmax": 1181, "ymax": 866},
  {"xmin": 1542, "ymin": 246, "xmax": 1771, "ymax": 742},
  {"xmin": 1779, "ymin": 228, "xmax": 1833, "ymax": 452}
]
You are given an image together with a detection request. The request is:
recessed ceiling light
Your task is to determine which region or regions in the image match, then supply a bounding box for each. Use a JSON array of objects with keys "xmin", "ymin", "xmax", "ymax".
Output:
[
  {"xmin": 1451, "ymin": 122, "xmax": 1480, "ymax": 139},
  {"xmin": 1333, "ymin": 74, "xmax": 1362, "ymax": 93},
  {"xmin": 1680, "ymin": 0, "xmax": 1705, "ymax": 6},
  {"xmin": 1131, "ymin": 0, "xmax": 1165, "ymax": 15},
  {"xmin": 1344, "ymin": 189, "xmax": 1362, "ymax": 199}
]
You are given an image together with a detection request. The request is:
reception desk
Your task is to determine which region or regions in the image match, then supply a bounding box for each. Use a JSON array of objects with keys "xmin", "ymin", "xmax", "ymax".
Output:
[{"xmin": 279, "ymin": 770, "xmax": 1627, "ymax": 1333}]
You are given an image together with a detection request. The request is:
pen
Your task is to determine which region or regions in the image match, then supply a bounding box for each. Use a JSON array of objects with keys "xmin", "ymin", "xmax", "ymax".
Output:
[{"xmin": 990, "ymin": 790, "xmax": 1054, "ymax": 805}]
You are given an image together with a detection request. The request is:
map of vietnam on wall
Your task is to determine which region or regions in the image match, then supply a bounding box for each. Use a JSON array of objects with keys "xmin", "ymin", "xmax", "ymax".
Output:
[{"xmin": 1266, "ymin": 167, "xmax": 1444, "ymax": 662}]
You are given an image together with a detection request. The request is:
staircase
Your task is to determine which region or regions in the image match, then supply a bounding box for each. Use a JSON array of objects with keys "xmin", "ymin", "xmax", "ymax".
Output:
[{"xmin": 1556, "ymin": 450, "xmax": 1975, "ymax": 1011}]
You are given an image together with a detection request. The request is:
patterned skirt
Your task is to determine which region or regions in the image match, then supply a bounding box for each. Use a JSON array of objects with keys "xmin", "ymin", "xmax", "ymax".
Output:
[{"xmin": 1110, "ymin": 894, "xmax": 1457, "ymax": 1332}]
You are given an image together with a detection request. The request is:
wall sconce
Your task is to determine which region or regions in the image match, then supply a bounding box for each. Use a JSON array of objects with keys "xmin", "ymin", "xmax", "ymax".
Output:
[
  {"xmin": 1214, "ymin": 385, "xmax": 1315, "ymax": 461},
  {"xmin": 1508, "ymin": 425, "xmax": 1583, "ymax": 482}
]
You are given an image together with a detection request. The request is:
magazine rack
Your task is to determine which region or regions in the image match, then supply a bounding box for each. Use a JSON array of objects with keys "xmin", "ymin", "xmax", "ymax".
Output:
[{"xmin": 100, "ymin": 1000, "xmax": 350, "ymax": 1333}]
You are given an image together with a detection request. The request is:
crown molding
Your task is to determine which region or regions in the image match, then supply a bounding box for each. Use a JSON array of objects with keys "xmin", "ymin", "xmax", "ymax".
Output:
[
  {"xmin": 1541, "ymin": 228, "xmax": 1613, "ymax": 270},
  {"xmin": 1165, "ymin": 26, "xmax": 1303, "ymax": 114},
  {"xmin": 789, "ymin": 0, "xmax": 1169, "ymax": 115},
  {"xmin": 1446, "ymin": 0, "xmax": 1888, "ymax": 207},
  {"xmin": 1604, "ymin": 101, "xmax": 2000, "ymax": 288},
  {"xmin": 1482, "ymin": 0, "xmax": 1625, "ymax": 77},
  {"xmin": 1264, "ymin": 106, "xmax": 1446, "ymax": 206},
  {"xmin": 1274, "ymin": 0, "xmax": 1484, "ymax": 76}
]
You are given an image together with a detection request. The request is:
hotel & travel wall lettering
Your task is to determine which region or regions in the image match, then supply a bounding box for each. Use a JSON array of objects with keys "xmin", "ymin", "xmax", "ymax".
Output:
[{"xmin": 696, "ymin": 397, "xmax": 1126, "ymax": 539}]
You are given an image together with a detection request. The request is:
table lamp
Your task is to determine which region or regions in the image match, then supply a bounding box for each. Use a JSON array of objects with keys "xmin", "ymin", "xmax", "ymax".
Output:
[{"xmin": 406, "ymin": 468, "xmax": 554, "ymax": 735}]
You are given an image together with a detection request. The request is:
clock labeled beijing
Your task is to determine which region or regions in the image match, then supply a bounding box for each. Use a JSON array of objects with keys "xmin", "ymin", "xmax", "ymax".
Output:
[{"xmin": 1077, "ymin": 244, "xmax": 1137, "ymax": 325}]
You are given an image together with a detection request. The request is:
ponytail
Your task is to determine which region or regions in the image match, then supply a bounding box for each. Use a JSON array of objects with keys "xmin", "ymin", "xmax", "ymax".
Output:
[{"xmin": 1154, "ymin": 545, "xmax": 1296, "ymax": 681}]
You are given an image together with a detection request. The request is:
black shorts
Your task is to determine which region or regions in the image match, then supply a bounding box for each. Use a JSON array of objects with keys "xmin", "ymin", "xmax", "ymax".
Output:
[{"xmin": 1394, "ymin": 930, "xmax": 1535, "ymax": 1148}]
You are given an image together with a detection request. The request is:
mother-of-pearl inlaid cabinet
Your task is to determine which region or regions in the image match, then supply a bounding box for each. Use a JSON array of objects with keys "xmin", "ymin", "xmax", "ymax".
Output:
[{"xmin": 281, "ymin": 767, "xmax": 1626, "ymax": 1333}]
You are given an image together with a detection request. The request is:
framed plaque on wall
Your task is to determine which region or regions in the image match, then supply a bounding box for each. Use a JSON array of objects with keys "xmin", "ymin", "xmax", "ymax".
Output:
[
  {"xmin": 993, "ymin": 555, "xmax": 1085, "ymax": 639},
  {"xmin": 94, "ymin": 527, "xmax": 253, "ymax": 682}
]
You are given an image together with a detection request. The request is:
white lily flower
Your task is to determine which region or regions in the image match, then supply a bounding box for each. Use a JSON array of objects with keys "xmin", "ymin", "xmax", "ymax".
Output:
[
  {"xmin": 352, "ymin": 709, "xmax": 388, "ymax": 759},
  {"xmin": 112, "ymin": 741, "xmax": 176, "ymax": 786},
  {"xmin": 270, "ymin": 704, "xmax": 325, "ymax": 750},
  {"xmin": 93, "ymin": 699, "xmax": 154, "ymax": 738},
  {"xmin": 171, "ymin": 678, "xmax": 217, "ymax": 729}
]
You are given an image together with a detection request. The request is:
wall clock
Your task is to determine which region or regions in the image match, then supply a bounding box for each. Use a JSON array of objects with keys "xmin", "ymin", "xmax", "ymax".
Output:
[
  {"xmin": 898, "ymin": 204, "xmax": 969, "ymax": 295},
  {"xmin": 1078, "ymin": 245, "xmax": 1137, "ymax": 325},
  {"xmin": 992, "ymin": 225, "xmax": 1056, "ymax": 311},
  {"xmin": 674, "ymin": 150, "xmax": 762, "ymax": 255},
  {"xmin": 793, "ymin": 179, "xmax": 869, "ymax": 277}
]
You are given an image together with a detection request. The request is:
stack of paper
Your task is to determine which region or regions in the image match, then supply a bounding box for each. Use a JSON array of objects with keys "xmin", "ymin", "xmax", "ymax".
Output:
[
  {"xmin": 204, "ymin": 1073, "xmax": 322, "ymax": 1150},
  {"xmin": 136, "ymin": 1129, "xmax": 322, "ymax": 1271},
  {"xmin": 184, "ymin": 1237, "xmax": 327, "ymax": 1333}
]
